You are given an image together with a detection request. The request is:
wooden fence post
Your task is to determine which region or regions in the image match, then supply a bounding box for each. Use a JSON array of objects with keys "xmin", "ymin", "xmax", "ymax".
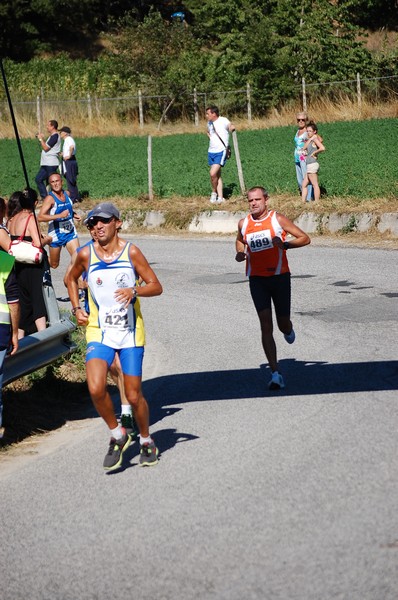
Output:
[
  {"xmin": 40, "ymin": 86, "xmax": 44, "ymax": 126},
  {"xmin": 246, "ymin": 82, "xmax": 252, "ymax": 123},
  {"xmin": 193, "ymin": 87, "xmax": 199, "ymax": 127},
  {"xmin": 302, "ymin": 77, "xmax": 307, "ymax": 112},
  {"xmin": 147, "ymin": 135, "xmax": 153, "ymax": 200},
  {"xmin": 138, "ymin": 89, "xmax": 144, "ymax": 129},
  {"xmin": 87, "ymin": 93, "xmax": 92, "ymax": 121},
  {"xmin": 232, "ymin": 130, "xmax": 245, "ymax": 195},
  {"xmin": 357, "ymin": 72, "xmax": 362, "ymax": 108},
  {"xmin": 36, "ymin": 95, "xmax": 41, "ymax": 132}
]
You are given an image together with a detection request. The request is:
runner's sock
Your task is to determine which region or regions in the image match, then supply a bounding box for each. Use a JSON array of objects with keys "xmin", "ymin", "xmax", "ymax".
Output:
[
  {"xmin": 110, "ymin": 425, "xmax": 123, "ymax": 440},
  {"xmin": 139, "ymin": 435, "xmax": 152, "ymax": 445},
  {"xmin": 121, "ymin": 405, "xmax": 132, "ymax": 416}
]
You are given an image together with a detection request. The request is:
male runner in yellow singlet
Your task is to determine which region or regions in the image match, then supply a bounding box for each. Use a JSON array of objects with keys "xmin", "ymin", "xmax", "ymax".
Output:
[{"xmin": 67, "ymin": 202, "xmax": 163, "ymax": 471}]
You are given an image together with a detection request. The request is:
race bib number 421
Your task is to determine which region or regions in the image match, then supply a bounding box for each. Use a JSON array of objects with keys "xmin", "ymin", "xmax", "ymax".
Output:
[
  {"xmin": 102, "ymin": 305, "xmax": 129, "ymax": 330},
  {"xmin": 246, "ymin": 229, "xmax": 273, "ymax": 252}
]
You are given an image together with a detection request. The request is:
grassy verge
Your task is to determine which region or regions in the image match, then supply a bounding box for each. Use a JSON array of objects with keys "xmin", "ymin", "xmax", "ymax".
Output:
[
  {"xmin": 1, "ymin": 117, "xmax": 398, "ymax": 201},
  {"xmin": 71, "ymin": 192, "xmax": 398, "ymax": 236}
]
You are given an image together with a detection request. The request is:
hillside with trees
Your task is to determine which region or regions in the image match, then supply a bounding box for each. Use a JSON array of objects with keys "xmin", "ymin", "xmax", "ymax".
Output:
[{"xmin": 0, "ymin": 0, "xmax": 397, "ymax": 117}]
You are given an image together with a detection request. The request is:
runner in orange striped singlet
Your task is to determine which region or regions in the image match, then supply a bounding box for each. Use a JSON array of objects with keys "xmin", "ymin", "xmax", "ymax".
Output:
[{"xmin": 235, "ymin": 186, "xmax": 310, "ymax": 390}]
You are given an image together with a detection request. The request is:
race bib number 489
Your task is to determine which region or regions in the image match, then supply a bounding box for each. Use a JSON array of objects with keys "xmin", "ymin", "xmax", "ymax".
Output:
[{"xmin": 246, "ymin": 229, "xmax": 273, "ymax": 252}]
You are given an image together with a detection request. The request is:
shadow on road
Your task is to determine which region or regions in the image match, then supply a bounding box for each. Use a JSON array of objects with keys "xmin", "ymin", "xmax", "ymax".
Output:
[
  {"xmin": 143, "ymin": 360, "xmax": 398, "ymax": 412},
  {"xmin": 3, "ymin": 359, "xmax": 396, "ymax": 453},
  {"xmin": 1, "ymin": 370, "xmax": 95, "ymax": 446}
]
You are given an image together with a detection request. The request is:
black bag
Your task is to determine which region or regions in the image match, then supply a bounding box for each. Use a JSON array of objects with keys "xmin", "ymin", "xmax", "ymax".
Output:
[{"xmin": 226, "ymin": 145, "xmax": 232, "ymax": 160}]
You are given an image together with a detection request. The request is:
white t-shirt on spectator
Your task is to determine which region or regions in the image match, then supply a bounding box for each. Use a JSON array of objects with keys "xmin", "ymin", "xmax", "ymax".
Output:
[
  {"xmin": 62, "ymin": 136, "xmax": 76, "ymax": 160},
  {"xmin": 208, "ymin": 117, "xmax": 231, "ymax": 153}
]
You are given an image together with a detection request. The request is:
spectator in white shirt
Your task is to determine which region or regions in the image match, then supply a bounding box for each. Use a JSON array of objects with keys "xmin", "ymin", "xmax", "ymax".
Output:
[
  {"xmin": 59, "ymin": 126, "xmax": 80, "ymax": 204},
  {"xmin": 206, "ymin": 105, "xmax": 235, "ymax": 204}
]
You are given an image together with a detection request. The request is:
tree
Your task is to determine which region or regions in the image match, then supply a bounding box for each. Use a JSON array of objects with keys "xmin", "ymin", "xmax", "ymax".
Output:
[
  {"xmin": 0, "ymin": 0, "xmax": 142, "ymax": 60},
  {"xmin": 108, "ymin": 9, "xmax": 206, "ymax": 118},
  {"xmin": 341, "ymin": 0, "xmax": 398, "ymax": 30},
  {"xmin": 185, "ymin": 0, "xmax": 374, "ymax": 109}
]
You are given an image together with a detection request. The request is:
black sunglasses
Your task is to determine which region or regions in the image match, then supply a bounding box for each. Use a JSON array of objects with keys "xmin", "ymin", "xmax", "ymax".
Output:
[{"xmin": 87, "ymin": 216, "xmax": 114, "ymax": 227}]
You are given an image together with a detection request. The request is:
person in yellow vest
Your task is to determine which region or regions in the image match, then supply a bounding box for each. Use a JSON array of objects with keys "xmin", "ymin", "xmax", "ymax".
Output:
[
  {"xmin": 0, "ymin": 252, "xmax": 20, "ymax": 438},
  {"xmin": 235, "ymin": 186, "xmax": 310, "ymax": 390}
]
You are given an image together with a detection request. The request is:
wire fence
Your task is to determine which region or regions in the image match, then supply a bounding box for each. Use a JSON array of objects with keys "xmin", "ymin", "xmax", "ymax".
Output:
[{"xmin": 1, "ymin": 73, "xmax": 397, "ymax": 129}]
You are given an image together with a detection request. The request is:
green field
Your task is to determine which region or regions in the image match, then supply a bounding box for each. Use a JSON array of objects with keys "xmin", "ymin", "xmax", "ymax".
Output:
[{"xmin": 1, "ymin": 119, "xmax": 397, "ymax": 200}]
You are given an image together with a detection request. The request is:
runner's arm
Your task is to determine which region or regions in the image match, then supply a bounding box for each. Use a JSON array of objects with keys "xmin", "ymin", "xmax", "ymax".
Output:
[
  {"xmin": 37, "ymin": 196, "xmax": 55, "ymax": 222},
  {"xmin": 235, "ymin": 219, "xmax": 246, "ymax": 261},
  {"xmin": 67, "ymin": 248, "xmax": 89, "ymax": 324},
  {"xmin": 274, "ymin": 213, "xmax": 311, "ymax": 249},
  {"xmin": 114, "ymin": 245, "xmax": 162, "ymax": 307},
  {"xmin": 63, "ymin": 249, "xmax": 78, "ymax": 288}
]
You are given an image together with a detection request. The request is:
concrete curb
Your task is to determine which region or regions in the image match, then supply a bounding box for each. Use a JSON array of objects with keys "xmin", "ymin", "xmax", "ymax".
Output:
[{"xmin": 121, "ymin": 210, "xmax": 398, "ymax": 237}]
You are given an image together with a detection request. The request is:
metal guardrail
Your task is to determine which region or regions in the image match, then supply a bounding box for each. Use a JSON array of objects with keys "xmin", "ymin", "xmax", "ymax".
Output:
[{"xmin": 3, "ymin": 282, "xmax": 77, "ymax": 386}]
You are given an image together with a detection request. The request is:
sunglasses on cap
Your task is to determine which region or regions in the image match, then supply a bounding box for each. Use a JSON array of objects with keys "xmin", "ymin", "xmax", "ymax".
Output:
[{"xmin": 87, "ymin": 216, "xmax": 114, "ymax": 228}]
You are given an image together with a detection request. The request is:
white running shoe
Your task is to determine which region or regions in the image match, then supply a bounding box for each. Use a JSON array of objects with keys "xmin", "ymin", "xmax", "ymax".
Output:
[
  {"xmin": 216, "ymin": 197, "xmax": 225, "ymax": 203},
  {"xmin": 268, "ymin": 371, "xmax": 285, "ymax": 390},
  {"xmin": 210, "ymin": 192, "xmax": 218, "ymax": 203},
  {"xmin": 284, "ymin": 328, "xmax": 296, "ymax": 344}
]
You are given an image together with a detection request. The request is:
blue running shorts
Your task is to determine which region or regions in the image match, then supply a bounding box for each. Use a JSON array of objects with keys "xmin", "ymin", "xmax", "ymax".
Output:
[
  {"xmin": 86, "ymin": 342, "xmax": 145, "ymax": 377},
  {"xmin": 50, "ymin": 228, "xmax": 78, "ymax": 248},
  {"xmin": 208, "ymin": 150, "xmax": 227, "ymax": 167}
]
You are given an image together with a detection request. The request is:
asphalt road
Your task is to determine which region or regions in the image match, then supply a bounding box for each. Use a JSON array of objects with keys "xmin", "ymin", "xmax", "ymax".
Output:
[{"xmin": 0, "ymin": 235, "xmax": 397, "ymax": 600}]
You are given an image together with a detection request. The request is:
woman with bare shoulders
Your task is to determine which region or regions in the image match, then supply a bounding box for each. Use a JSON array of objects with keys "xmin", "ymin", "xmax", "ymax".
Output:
[
  {"xmin": 301, "ymin": 121, "xmax": 325, "ymax": 203},
  {"xmin": 0, "ymin": 197, "xmax": 11, "ymax": 252},
  {"xmin": 8, "ymin": 188, "xmax": 51, "ymax": 337}
]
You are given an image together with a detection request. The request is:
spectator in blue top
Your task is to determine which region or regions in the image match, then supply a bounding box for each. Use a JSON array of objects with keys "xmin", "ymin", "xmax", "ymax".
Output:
[{"xmin": 294, "ymin": 112, "xmax": 313, "ymax": 201}]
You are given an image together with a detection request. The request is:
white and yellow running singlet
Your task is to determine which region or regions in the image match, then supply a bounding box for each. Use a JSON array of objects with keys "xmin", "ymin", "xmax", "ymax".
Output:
[{"xmin": 86, "ymin": 242, "xmax": 145, "ymax": 349}]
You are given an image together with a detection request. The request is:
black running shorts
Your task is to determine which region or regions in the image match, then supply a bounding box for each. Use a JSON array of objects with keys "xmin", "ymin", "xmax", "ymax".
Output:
[{"xmin": 249, "ymin": 272, "xmax": 291, "ymax": 316}]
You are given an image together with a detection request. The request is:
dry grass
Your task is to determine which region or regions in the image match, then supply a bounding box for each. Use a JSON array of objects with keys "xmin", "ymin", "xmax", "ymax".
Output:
[
  {"xmin": 363, "ymin": 29, "xmax": 398, "ymax": 52},
  {"xmin": 72, "ymin": 192, "xmax": 398, "ymax": 235},
  {"xmin": 68, "ymin": 193, "xmax": 398, "ymax": 253},
  {"xmin": 1, "ymin": 97, "xmax": 398, "ymax": 139}
]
